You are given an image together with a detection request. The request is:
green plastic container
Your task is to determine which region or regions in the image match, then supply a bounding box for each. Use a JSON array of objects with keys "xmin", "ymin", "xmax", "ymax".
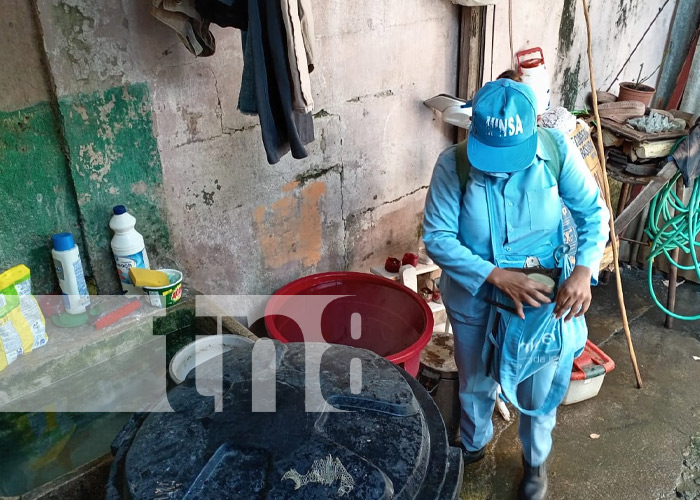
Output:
[{"xmin": 142, "ymin": 269, "xmax": 183, "ymax": 308}]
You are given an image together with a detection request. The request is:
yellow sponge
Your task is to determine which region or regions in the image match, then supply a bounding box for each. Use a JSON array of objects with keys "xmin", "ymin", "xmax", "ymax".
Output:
[{"xmin": 129, "ymin": 268, "xmax": 170, "ymax": 287}]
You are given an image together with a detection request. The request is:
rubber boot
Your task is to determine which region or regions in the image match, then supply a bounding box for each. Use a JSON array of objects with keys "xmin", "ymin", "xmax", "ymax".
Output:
[
  {"xmin": 459, "ymin": 444, "xmax": 485, "ymax": 465},
  {"xmin": 518, "ymin": 456, "xmax": 548, "ymax": 500}
]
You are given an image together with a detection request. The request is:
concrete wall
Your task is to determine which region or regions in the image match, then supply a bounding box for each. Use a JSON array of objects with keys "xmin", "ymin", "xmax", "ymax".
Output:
[
  {"xmin": 0, "ymin": 0, "xmax": 88, "ymax": 294},
  {"xmin": 25, "ymin": 0, "xmax": 459, "ymax": 295},
  {"xmin": 483, "ymin": 0, "xmax": 675, "ymax": 109},
  {"xmin": 0, "ymin": 0, "xmax": 677, "ymax": 296},
  {"xmin": 0, "ymin": 0, "xmax": 50, "ymax": 111},
  {"xmin": 148, "ymin": 1, "xmax": 460, "ymax": 294}
]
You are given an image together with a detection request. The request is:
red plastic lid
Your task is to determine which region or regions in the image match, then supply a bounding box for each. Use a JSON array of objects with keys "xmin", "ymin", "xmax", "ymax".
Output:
[
  {"xmin": 570, "ymin": 340, "xmax": 615, "ymax": 381},
  {"xmin": 264, "ymin": 272, "xmax": 434, "ymax": 367},
  {"xmin": 516, "ymin": 47, "xmax": 545, "ymax": 74},
  {"xmin": 521, "ymin": 58, "xmax": 544, "ymax": 69}
]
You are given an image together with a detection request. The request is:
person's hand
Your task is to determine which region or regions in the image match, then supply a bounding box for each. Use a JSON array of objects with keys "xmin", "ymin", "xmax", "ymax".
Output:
[
  {"xmin": 486, "ymin": 268, "xmax": 553, "ymax": 320},
  {"xmin": 554, "ymin": 266, "xmax": 592, "ymax": 321}
]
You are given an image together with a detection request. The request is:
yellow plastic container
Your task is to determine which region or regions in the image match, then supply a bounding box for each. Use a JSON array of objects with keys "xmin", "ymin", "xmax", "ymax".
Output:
[{"xmin": 142, "ymin": 269, "xmax": 183, "ymax": 309}]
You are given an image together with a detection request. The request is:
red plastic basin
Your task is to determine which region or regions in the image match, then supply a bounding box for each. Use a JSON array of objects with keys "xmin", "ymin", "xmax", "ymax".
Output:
[{"xmin": 264, "ymin": 272, "xmax": 434, "ymax": 376}]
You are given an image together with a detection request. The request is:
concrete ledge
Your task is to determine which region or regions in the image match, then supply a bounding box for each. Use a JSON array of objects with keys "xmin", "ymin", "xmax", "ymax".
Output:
[{"xmin": 0, "ymin": 284, "xmax": 251, "ymax": 411}]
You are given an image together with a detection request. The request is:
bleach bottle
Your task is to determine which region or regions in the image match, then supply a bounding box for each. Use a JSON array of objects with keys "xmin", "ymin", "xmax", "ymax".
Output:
[
  {"xmin": 52, "ymin": 233, "xmax": 91, "ymax": 314},
  {"xmin": 110, "ymin": 205, "xmax": 150, "ymax": 294}
]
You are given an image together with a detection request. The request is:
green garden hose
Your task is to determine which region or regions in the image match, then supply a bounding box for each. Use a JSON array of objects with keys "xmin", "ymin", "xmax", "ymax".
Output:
[{"xmin": 645, "ymin": 166, "xmax": 700, "ymax": 321}]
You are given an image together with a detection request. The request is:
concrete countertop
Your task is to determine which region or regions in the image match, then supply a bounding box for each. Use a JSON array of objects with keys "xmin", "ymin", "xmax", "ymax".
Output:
[{"xmin": 0, "ymin": 287, "xmax": 199, "ymax": 412}]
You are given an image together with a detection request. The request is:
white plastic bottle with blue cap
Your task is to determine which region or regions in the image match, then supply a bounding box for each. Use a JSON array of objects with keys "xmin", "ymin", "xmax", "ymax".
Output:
[
  {"xmin": 110, "ymin": 205, "xmax": 150, "ymax": 294},
  {"xmin": 52, "ymin": 233, "xmax": 91, "ymax": 315}
]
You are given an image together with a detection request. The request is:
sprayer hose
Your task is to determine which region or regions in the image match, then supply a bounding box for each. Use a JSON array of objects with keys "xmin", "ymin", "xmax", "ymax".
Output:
[{"xmin": 645, "ymin": 168, "xmax": 700, "ymax": 321}]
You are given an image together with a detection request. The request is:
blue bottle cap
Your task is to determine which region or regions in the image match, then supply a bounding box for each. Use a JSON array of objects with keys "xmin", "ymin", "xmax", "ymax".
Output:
[
  {"xmin": 113, "ymin": 205, "xmax": 127, "ymax": 215},
  {"xmin": 52, "ymin": 232, "xmax": 75, "ymax": 252}
]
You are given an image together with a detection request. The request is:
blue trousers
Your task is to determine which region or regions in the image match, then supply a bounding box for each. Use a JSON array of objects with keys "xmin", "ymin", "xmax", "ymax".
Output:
[{"xmin": 449, "ymin": 308, "xmax": 557, "ymax": 467}]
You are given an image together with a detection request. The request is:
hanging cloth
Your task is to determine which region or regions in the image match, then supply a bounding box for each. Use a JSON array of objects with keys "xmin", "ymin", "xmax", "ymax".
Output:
[
  {"xmin": 246, "ymin": 0, "xmax": 312, "ymax": 163},
  {"xmin": 279, "ymin": 0, "xmax": 315, "ymax": 113},
  {"xmin": 151, "ymin": 0, "xmax": 215, "ymax": 57},
  {"xmin": 670, "ymin": 123, "xmax": 700, "ymax": 187},
  {"xmin": 194, "ymin": 0, "xmax": 248, "ymax": 30}
]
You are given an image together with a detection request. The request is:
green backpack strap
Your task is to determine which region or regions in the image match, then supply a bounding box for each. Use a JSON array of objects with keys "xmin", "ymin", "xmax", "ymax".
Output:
[
  {"xmin": 537, "ymin": 127, "xmax": 562, "ymax": 181},
  {"xmin": 456, "ymin": 139, "xmax": 470, "ymax": 195},
  {"xmin": 456, "ymin": 127, "xmax": 562, "ymax": 195}
]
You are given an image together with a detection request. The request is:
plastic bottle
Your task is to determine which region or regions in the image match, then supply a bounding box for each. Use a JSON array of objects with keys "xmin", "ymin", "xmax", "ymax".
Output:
[
  {"xmin": 52, "ymin": 233, "xmax": 91, "ymax": 315},
  {"xmin": 517, "ymin": 47, "xmax": 551, "ymax": 115},
  {"xmin": 110, "ymin": 205, "xmax": 150, "ymax": 294}
]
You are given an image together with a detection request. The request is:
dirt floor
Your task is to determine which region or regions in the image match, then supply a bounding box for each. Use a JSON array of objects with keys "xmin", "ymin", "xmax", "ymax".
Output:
[{"xmin": 459, "ymin": 267, "xmax": 700, "ymax": 500}]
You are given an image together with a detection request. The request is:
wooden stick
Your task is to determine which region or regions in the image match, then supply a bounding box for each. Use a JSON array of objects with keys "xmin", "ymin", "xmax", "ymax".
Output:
[
  {"xmin": 616, "ymin": 182, "xmax": 631, "ymax": 220},
  {"xmin": 619, "ymin": 236, "xmax": 650, "ymax": 247},
  {"xmin": 581, "ymin": 0, "xmax": 643, "ymax": 388},
  {"xmin": 665, "ymin": 249, "xmax": 680, "ymax": 328},
  {"xmin": 664, "ymin": 178, "xmax": 685, "ymax": 329}
]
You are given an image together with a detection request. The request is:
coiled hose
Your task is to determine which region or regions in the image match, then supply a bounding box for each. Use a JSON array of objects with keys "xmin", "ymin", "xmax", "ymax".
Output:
[{"xmin": 645, "ymin": 166, "xmax": 700, "ymax": 320}]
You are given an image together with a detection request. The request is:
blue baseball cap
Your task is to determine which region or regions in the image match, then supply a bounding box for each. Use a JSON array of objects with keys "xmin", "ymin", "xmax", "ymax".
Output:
[{"xmin": 467, "ymin": 79, "xmax": 538, "ymax": 173}]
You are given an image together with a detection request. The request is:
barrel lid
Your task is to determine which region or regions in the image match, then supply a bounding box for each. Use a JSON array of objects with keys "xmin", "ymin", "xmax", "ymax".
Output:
[
  {"xmin": 420, "ymin": 333, "xmax": 458, "ymax": 373},
  {"xmin": 110, "ymin": 340, "xmax": 462, "ymax": 500}
]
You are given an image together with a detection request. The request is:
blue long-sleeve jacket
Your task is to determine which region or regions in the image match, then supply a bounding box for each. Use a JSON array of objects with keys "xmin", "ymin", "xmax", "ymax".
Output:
[{"xmin": 423, "ymin": 128, "xmax": 609, "ymax": 320}]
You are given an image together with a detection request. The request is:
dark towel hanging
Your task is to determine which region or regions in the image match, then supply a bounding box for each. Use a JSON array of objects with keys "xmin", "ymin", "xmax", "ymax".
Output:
[
  {"xmin": 247, "ymin": 0, "xmax": 310, "ymax": 163},
  {"xmin": 194, "ymin": 0, "xmax": 248, "ymax": 30},
  {"xmin": 189, "ymin": 0, "xmax": 314, "ymax": 163}
]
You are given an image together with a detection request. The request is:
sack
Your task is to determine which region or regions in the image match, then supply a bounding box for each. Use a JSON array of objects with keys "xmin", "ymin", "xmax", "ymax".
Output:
[
  {"xmin": 487, "ymin": 302, "xmax": 572, "ymax": 417},
  {"xmin": 486, "ymin": 262, "xmax": 580, "ymax": 417},
  {"xmin": 0, "ymin": 265, "xmax": 48, "ymax": 373}
]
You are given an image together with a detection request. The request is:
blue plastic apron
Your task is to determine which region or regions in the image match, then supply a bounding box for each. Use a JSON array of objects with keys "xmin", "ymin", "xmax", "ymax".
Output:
[{"xmin": 483, "ymin": 176, "xmax": 586, "ymax": 417}]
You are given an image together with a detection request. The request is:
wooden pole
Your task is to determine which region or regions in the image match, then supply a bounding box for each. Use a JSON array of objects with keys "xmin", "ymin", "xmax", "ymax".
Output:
[
  {"xmin": 581, "ymin": 0, "xmax": 643, "ymax": 388},
  {"xmin": 616, "ymin": 182, "xmax": 631, "ymax": 220},
  {"xmin": 664, "ymin": 178, "xmax": 685, "ymax": 329},
  {"xmin": 457, "ymin": 6, "xmax": 486, "ymax": 142}
]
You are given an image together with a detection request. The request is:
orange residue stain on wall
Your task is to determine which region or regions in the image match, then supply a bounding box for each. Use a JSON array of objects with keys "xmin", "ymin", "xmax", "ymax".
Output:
[
  {"xmin": 281, "ymin": 180, "xmax": 299, "ymax": 192},
  {"xmin": 254, "ymin": 181, "xmax": 326, "ymax": 268}
]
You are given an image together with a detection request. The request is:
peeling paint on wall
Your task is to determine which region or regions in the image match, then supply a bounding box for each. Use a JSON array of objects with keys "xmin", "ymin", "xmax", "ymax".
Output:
[
  {"xmin": 48, "ymin": 0, "xmax": 128, "ymax": 88},
  {"xmin": 616, "ymin": 0, "xmax": 631, "ymax": 30},
  {"xmin": 58, "ymin": 83, "xmax": 171, "ymax": 292},
  {"xmin": 253, "ymin": 181, "xmax": 327, "ymax": 269},
  {"xmin": 344, "ymin": 190, "xmax": 425, "ymax": 272},
  {"xmin": 557, "ymin": 0, "xmax": 577, "ymax": 56},
  {"xmin": 0, "ymin": 102, "xmax": 85, "ymax": 293},
  {"xmin": 294, "ymin": 164, "xmax": 341, "ymax": 187},
  {"xmin": 560, "ymin": 55, "xmax": 582, "ymax": 111}
]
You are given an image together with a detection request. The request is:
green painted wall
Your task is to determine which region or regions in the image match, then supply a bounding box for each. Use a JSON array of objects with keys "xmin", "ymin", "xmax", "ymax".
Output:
[
  {"xmin": 0, "ymin": 84, "xmax": 172, "ymax": 294},
  {"xmin": 58, "ymin": 83, "xmax": 172, "ymax": 293},
  {"xmin": 0, "ymin": 103, "xmax": 86, "ymax": 294}
]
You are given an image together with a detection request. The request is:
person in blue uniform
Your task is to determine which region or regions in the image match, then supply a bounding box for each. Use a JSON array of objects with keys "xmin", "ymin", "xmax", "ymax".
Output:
[{"xmin": 423, "ymin": 79, "xmax": 609, "ymax": 500}]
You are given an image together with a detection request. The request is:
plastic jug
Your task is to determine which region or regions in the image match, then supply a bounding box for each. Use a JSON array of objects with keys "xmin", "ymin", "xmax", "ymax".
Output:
[
  {"xmin": 52, "ymin": 233, "xmax": 91, "ymax": 314},
  {"xmin": 110, "ymin": 205, "xmax": 150, "ymax": 294},
  {"xmin": 517, "ymin": 47, "xmax": 551, "ymax": 115}
]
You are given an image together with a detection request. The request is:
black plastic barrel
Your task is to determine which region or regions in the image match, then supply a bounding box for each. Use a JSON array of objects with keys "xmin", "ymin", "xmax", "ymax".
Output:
[
  {"xmin": 106, "ymin": 338, "xmax": 463, "ymax": 499},
  {"xmin": 418, "ymin": 333, "xmax": 461, "ymax": 447}
]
